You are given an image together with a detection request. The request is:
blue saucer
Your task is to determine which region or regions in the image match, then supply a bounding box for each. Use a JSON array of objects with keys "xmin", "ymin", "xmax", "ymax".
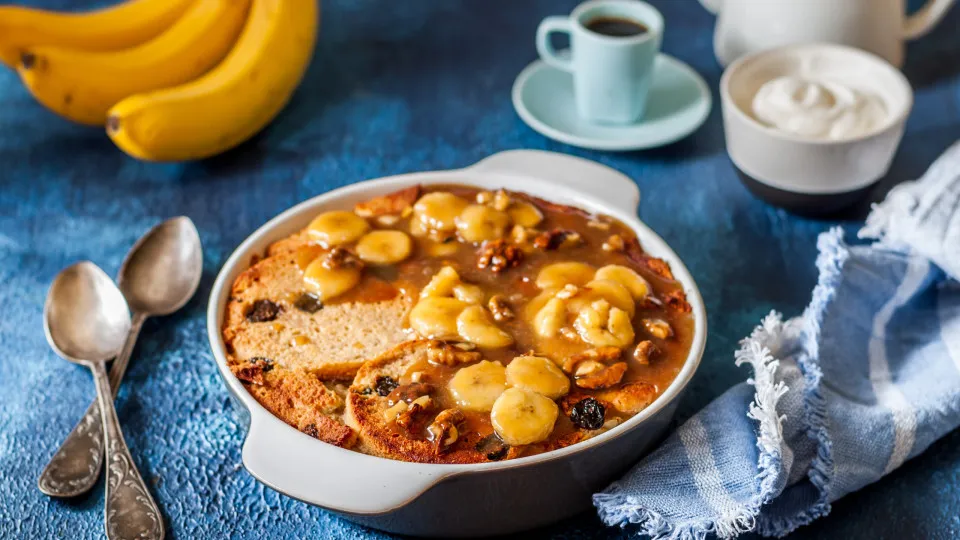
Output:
[{"xmin": 512, "ymin": 54, "xmax": 711, "ymax": 151}]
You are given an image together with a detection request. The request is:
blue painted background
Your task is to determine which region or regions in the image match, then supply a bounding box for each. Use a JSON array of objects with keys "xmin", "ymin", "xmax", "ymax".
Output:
[{"xmin": 1, "ymin": 0, "xmax": 959, "ymax": 538}]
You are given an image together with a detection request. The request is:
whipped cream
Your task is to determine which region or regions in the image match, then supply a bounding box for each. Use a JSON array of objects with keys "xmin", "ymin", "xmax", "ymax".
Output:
[{"xmin": 751, "ymin": 76, "xmax": 887, "ymax": 141}]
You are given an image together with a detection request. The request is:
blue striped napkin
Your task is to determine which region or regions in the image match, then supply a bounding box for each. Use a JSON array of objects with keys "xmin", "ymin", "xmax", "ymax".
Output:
[{"xmin": 594, "ymin": 141, "xmax": 960, "ymax": 539}]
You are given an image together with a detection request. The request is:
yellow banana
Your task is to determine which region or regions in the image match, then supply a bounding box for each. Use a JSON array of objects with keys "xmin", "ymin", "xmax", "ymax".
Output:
[
  {"xmin": 18, "ymin": 0, "xmax": 251, "ymax": 126},
  {"xmin": 106, "ymin": 0, "xmax": 320, "ymax": 161},
  {"xmin": 0, "ymin": 0, "xmax": 194, "ymax": 69}
]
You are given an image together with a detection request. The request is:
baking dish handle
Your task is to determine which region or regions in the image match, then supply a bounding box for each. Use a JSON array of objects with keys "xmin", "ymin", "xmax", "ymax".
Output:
[
  {"xmin": 469, "ymin": 150, "xmax": 641, "ymax": 215},
  {"xmin": 242, "ymin": 413, "xmax": 452, "ymax": 515}
]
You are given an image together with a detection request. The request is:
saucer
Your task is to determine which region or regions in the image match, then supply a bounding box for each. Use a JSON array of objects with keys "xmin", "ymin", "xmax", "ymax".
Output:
[{"xmin": 512, "ymin": 54, "xmax": 711, "ymax": 151}]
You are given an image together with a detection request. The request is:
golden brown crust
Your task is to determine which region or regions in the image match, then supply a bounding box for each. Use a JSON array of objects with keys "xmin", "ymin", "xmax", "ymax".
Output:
[
  {"xmin": 234, "ymin": 359, "xmax": 357, "ymax": 448},
  {"xmin": 354, "ymin": 185, "xmax": 421, "ymax": 217}
]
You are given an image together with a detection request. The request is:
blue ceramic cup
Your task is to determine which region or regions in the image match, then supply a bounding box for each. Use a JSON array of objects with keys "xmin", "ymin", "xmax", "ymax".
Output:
[{"xmin": 536, "ymin": 0, "xmax": 664, "ymax": 125}]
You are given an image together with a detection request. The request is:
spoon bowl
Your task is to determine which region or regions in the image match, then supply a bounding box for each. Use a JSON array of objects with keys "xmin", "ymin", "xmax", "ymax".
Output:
[
  {"xmin": 119, "ymin": 216, "xmax": 203, "ymax": 315},
  {"xmin": 44, "ymin": 261, "xmax": 131, "ymax": 365}
]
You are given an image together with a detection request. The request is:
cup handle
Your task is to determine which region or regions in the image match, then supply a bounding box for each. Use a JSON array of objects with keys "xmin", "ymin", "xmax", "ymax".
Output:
[
  {"xmin": 903, "ymin": 0, "xmax": 955, "ymax": 39},
  {"xmin": 536, "ymin": 16, "xmax": 574, "ymax": 72}
]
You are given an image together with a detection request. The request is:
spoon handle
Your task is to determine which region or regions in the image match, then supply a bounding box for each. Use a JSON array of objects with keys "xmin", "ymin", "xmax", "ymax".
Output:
[
  {"xmin": 90, "ymin": 360, "xmax": 165, "ymax": 540},
  {"xmin": 37, "ymin": 312, "xmax": 146, "ymax": 497}
]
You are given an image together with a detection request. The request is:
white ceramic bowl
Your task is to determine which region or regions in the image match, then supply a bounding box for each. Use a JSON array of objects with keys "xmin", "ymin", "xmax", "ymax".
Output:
[
  {"xmin": 207, "ymin": 150, "xmax": 707, "ymax": 537},
  {"xmin": 720, "ymin": 44, "xmax": 913, "ymax": 214}
]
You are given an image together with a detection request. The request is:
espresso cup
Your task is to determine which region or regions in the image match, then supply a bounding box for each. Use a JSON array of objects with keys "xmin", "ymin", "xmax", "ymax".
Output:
[{"xmin": 536, "ymin": 0, "xmax": 664, "ymax": 125}]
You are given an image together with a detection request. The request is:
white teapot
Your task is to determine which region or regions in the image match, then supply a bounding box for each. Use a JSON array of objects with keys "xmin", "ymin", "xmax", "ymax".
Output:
[{"xmin": 699, "ymin": 0, "xmax": 955, "ymax": 67}]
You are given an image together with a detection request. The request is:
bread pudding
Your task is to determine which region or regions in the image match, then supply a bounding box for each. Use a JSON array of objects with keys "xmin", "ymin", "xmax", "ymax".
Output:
[{"xmin": 223, "ymin": 185, "xmax": 694, "ymax": 462}]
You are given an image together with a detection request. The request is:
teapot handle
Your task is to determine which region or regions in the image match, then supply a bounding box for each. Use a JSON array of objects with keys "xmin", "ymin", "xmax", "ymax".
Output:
[
  {"xmin": 904, "ymin": 0, "xmax": 955, "ymax": 39},
  {"xmin": 697, "ymin": 0, "xmax": 722, "ymax": 15}
]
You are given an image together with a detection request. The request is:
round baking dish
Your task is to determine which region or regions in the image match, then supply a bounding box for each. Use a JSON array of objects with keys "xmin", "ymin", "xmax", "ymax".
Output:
[{"xmin": 207, "ymin": 150, "xmax": 707, "ymax": 537}]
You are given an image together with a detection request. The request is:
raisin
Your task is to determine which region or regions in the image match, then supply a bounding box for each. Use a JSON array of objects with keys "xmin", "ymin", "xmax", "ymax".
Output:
[
  {"xmin": 375, "ymin": 376, "xmax": 399, "ymax": 397},
  {"xmin": 303, "ymin": 424, "xmax": 319, "ymax": 438},
  {"xmin": 475, "ymin": 434, "xmax": 509, "ymax": 461},
  {"xmin": 246, "ymin": 299, "xmax": 281, "ymax": 322},
  {"xmin": 249, "ymin": 356, "xmax": 274, "ymax": 372},
  {"xmin": 293, "ymin": 292, "xmax": 323, "ymax": 313},
  {"xmin": 570, "ymin": 397, "xmax": 606, "ymax": 430}
]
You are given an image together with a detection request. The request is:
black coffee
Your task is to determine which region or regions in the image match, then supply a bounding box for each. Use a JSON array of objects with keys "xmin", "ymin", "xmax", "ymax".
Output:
[{"xmin": 585, "ymin": 16, "xmax": 648, "ymax": 37}]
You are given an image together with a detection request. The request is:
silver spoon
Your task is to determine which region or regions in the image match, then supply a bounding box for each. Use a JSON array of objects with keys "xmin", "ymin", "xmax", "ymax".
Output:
[
  {"xmin": 38, "ymin": 217, "xmax": 202, "ymax": 498},
  {"xmin": 44, "ymin": 262, "xmax": 164, "ymax": 540}
]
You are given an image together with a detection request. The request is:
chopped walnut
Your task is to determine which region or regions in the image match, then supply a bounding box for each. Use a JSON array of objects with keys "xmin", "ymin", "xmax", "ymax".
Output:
[
  {"xmin": 632, "ymin": 340, "xmax": 659, "ymax": 365},
  {"xmin": 426, "ymin": 342, "xmax": 482, "ymax": 366},
  {"xmin": 385, "ymin": 382, "xmax": 435, "ymax": 406},
  {"xmin": 602, "ymin": 234, "xmax": 625, "ymax": 252},
  {"xmin": 477, "ymin": 239, "xmax": 523, "ymax": 273},
  {"xmin": 642, "ymin": 318, "xmax": 673, "ymax": 340},
  {"xmin": 487, "ymin": 295, "xmax": 514, "ymax": 322},
  {"xmin": 320, "ymin": 247, "xmax": 363, "ymax": 270},
  {"xmin": 644, "ymin": 258, "xmax": 674, "ymax": 280},
  {"xmin": 354, "ymin": 185, "xmax": 420, "ymax": 217},
  {"xmin": 597, "ymin": 382, "xmax": 657, "ymax": 414},
  {"xmin": 575, "ymin": 361, "xmax": 628, "ymax": 390},
  {"xmin": 662, "ymin": 289, "xmax": 692, "ymax": 312},
  {"xmin": 396, "ymin": 395, "xmax": 434, "ymax": 431},
  {"xmin": 533, "ymin": 229, "xmax": 582, "ymax": 250},
  {"xmin": 561, "ymin": 347, "xmax": 622, "ymax": 373},
  {"xmin": 428, "ymin": 408, "xmax": 465, "ymax": 454},
  {"xmin": 509, "ymin": 224, "xmax": 534, "ymax": 245},
  {"xmin": 587, "ymin": 219, "xmax": 612, "ymax": 230},
  {"xmin": 230, "ymin": 357, "xmax": 274, "ymax": 385}
]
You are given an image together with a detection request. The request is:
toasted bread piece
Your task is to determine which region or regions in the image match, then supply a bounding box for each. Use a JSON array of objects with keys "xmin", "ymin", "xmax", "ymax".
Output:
[
  {"xmin": 230, "ymin": 358, "xmax": 356, "ymax": 448},
  {"xmin": 223, "ymin": 247, "xmax": 413, "ymax": 381}
]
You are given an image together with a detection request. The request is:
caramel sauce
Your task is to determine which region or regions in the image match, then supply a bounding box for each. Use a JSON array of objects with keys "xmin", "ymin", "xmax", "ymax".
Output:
[{"xmin": 295, "ymin": 185, "xmax": 694, "ymax": 453}]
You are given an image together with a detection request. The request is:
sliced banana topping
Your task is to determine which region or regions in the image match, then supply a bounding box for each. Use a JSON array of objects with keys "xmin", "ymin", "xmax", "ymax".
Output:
[
  {"xmin": 569, "ymin": 279, "xmax": 635, "ymax": 317},
  {"xmin": 448, "ymin": 360, "xmax": 507, "ymax": 412},
  {"xmin": 307, "ymin": 210, "xmax": 370, "ymax": 247},
  {"xmin": 535, "ymin": 262, "xmax": 595, "ymax": 290},
  {"xmin": 452, "ymin": 283, "xmax": 484, "ymax": 305},
  {"xmin": 455, "ymin": 204, "xmax": 510, "ymax": 243},
  {"xmin": 413, "ymin": 192, "xmax": 470, "ymax": 232},
  {"xmin": 533, "ymin": 297, "xmax": 567, "ymax": 339},
  {"xmin": 303, "ymin": 257, "xmax": 362, "ymax": 300},
  {"xmin": 505, "ymin": 355, "xmax": 570, "ymax": 399},
  {"xmin": 420, "ymin": 266, "xmax": 462, "ymax": 298},
  {"xmin": 456, "ymin": 305, "xmax": 514, "ymax": 348},
  {"xmin": 408, "ymin": 297, "xmax": 468, "ymax": 340},
  {"xmin": 573, "ymin": 299, "xmax": 635, "ymax": 348},
  {"xmin": 355, "ymin": 230, "xmax": 412, "ymax": 265},
  {"xmin": 507, "ymin": 201, "xmax": 544, "ymax": 228},
  {"xmin": 490, "ymin": 388, "xmax": 559, "ymax": 446},
  {"xmin": 595, "ymin": 265, "xmax": 651, "ymax": 300}
]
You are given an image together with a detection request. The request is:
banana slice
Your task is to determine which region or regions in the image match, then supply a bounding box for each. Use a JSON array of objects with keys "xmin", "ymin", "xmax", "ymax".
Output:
[
  {"xmin": 568, "ymin": 279, "xmax": 635, "ymax": 317},
  {"xmin": 308, "ymin": 211, "xmax": 370, "ymax": 247},
  {"xmin": 420, "ymin": 266, "xmax": 462, "ymax": 298},
  {"xmin": 507, "ymin": 201, "xmax": 544, "ymax": 228},
  {"xmin": 413, "ymin": 192, "xmax": 469, "ymax": 232},
  {"xmin": 535, "ymin": 262, "xmax": 595, "ymax": 290},
  {"xmin": 505, "ymin": 355, "xmax": 570, "ymax": 399},
  {"xmin": 490, "ymin": 388, "xmax": 559, "ymax": 446},
  {"xmin": 456, "ymin": 305, "xmax": 514, "ymax": 348},
  {"xmin": 356, "ymin": 230, "xmax": 412, "ymax": 264},
  {"xmin": 303, "ymin": 258, "xmax": 362, "ymax": 300},
  {"xmin": 409, "ymin": 297, "xmax": 468, "ymax": 340},
  {"xmin": 532, "ymin": 297, "xmax": 567, "ymax": 339},
  {"xmin": 452, "ymin": 283, "xmax": 484, "ymax": 304},
  {"xmin": 595, "ymin": 265, "xmax": 651, "ymax": 300},
  {"xmin": 573, "ymin": 300, "xmax": 635, "ymax": 348},
  {"xmin": 455, "ymin": 204, "xmax": 510, "ymax": 243},
  {"xmin": 448, "ymin": 360, "xmax": 507, "ymax": 412}
]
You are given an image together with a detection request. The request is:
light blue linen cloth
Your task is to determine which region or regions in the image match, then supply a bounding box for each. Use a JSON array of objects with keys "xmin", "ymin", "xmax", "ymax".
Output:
[{"xmin": 594, "ymin": 141, "xmax": 960, "ymax": 539}]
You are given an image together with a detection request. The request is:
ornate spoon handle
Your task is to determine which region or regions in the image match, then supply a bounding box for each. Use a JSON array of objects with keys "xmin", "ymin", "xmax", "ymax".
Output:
[
  {"xmin": 90, "ymin": 360, "xmax": 164, "ymax": 540},
  {"xmin": 38, "ymin": 313, "xmax": 146, "ymax": 497}
]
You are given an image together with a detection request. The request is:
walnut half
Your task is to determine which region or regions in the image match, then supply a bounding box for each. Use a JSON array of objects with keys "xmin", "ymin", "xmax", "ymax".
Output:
[{"xmin": 477, "ymin": 239, "xmax": 523, "ymax": 273}]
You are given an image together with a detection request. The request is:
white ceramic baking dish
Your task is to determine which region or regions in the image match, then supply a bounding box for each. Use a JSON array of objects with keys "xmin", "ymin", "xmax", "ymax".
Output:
[{"xmin": 207, "ymin": 150, "xmax": 707, "ymax": 537}]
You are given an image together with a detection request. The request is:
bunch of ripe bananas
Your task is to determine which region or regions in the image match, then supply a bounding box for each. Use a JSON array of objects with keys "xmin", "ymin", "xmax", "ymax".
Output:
[{"xmin": 0, "ymin": 0, "xmax": 319, "ymax": 161}]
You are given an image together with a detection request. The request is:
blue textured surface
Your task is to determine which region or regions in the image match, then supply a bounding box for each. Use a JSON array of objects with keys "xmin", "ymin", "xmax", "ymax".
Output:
[{"xmin": 1, "ymin": 1, "xmax": 959, "ymax": 538}]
